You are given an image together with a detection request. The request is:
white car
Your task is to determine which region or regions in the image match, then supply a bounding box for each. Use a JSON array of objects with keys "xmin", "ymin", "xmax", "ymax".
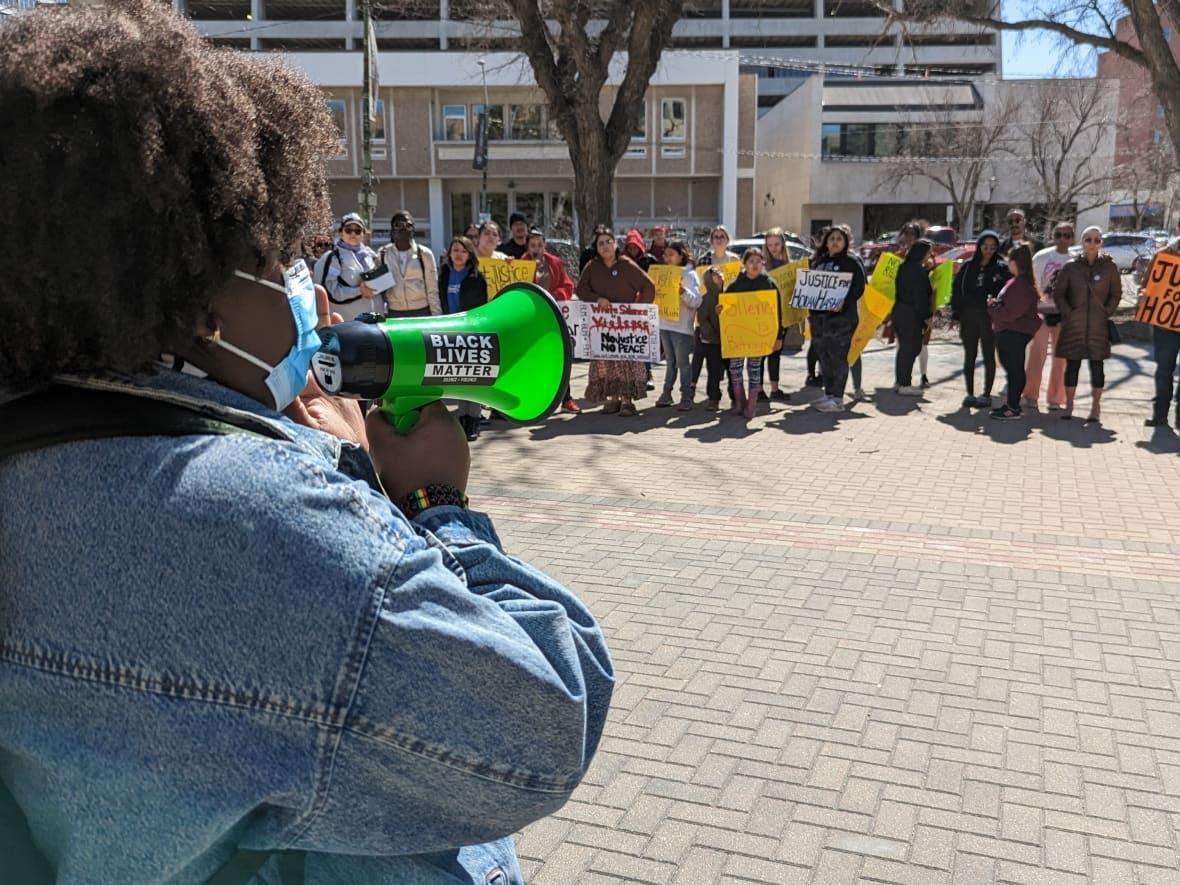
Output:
[{"xmin": 1069, "ymin": 233, "xmax": 1157, "ymax": 272}]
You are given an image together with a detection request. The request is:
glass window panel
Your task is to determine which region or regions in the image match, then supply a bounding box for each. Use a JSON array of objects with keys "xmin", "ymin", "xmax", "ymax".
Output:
[
  {"xmin": 661, "ymin": 98, "xmax": 687, "ymax": 141},
  {"xmin": 473, "ymin": 104, "xmax": 505, "ymax": 140},
  {"xmin": 633, "ymin": 99, "xmax": 647, "ymax": 141},
  {"xmin": 327, "ymin": 99, "xmax": 347, "ymax": 142},
  {"xmin": 444, "ymin": 104, "xmax": 467, "ymax": 140},
  {"xmin": 821, "ymin": 123, "xmax": 841, "ymax": 157},
  {"xmin": 509, "ymin": 104, "xmax": 543, "ymax": 140},
  {"xmin": 372, "ymin": 99, "xmax": 386, "ymax": 143}
]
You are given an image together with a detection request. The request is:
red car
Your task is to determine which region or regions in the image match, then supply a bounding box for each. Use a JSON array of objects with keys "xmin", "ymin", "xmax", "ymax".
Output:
[{"xmin": 861, "ymin": 225, "xmax": 961, "ymax": 271}]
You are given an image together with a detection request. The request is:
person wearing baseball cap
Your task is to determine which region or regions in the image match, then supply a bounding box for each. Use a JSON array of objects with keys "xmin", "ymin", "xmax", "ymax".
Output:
[
  {"xmin": 502, "ymin": 212, "xmax": 530, "ymax": 258},
  {"xmin": 649, "ymin": 225, "xmax": 669, "ymax": 262},
  {"xmin": 312, "ymin": 211, "xmax": 383, "ymax": 321}
]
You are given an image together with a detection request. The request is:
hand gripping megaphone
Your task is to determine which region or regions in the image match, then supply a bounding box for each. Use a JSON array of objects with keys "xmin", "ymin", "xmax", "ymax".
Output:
[{"xmin": 312, "ymin": 281, "xmax": 572, "ymax": 432}]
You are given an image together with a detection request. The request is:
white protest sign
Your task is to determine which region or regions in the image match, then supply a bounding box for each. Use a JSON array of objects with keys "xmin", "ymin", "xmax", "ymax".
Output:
[
  {"xmin": 791, "ymin": 269, "xmax": 852, "ymax": 311},
  {"xmin": 558, "ymin": 301, "xmax": 659, "ymax": 361}
]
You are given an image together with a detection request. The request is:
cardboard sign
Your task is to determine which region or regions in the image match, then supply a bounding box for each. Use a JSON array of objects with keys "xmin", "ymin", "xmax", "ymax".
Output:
[
  {"xmin": 769, "ymin": 259, "xmax": 810, "ymax": 327},
  {"xmin": 792, "ymin": 270, "xmax": 852, "ymax": 311},
  {"xmin": 847, "ymin": 284, "xmax": 895, "ymax": 365},
  {"xmin": 868, "ymin": 251, "xmax": 903, "ymax": 302},
  {"xmin": 647, "ymin": 264, "xmax": 683, "ymax": 322},
  {"xmin": 719, "ymin": 290, "xmax": 779, "ymax": 358},
  {"xmin": 479, "ymin": 257, "xmax": 537, "ymax": 298},
  {"xmin": 697, "ymin": 260, "xmax": 742, "ymax": 291},
  {"xmin": 930, "ymin": 260, "xmax": 955, "ymax": 309},
  {"xmin": 1137, "ymin": 252, "xmax": 1180, "ymax": 332},
  {"xmin": 558, "ymin": 301, "xmax": 659, "ymax": 361}
]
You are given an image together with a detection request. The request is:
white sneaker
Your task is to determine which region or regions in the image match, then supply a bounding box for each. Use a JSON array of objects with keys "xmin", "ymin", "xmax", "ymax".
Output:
[
  {"xmin": 897, "ymin": 385, "xmax": 923, "ymax": 396},
  {"xmin": 815, "ymin": 395, "xmax": 844, "ymax": 412}
]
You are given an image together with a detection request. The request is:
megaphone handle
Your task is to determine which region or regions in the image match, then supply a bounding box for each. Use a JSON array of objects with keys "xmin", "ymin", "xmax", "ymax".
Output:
[{"xmin": 380, "ymin": 396, "xmax": 441, "ymax": 434}]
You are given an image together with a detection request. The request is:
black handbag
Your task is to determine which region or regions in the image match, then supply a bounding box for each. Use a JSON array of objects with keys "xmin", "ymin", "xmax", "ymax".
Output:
[{"xmin": 1108, "ymin": 320, "xmax": 1121, "ymax": 345}]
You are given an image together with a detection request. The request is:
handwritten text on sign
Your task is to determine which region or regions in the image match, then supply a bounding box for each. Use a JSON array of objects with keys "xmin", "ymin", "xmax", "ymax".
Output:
[
  {"xmin": 646, "ymin": 264, "xmax": 683, "ymax": 322},
  {"xmin": 719, "ymin": 290, "xmax": 779, "ymax": 358},
  {"xmin": 558, "ymin": 301, "xmax": 660, "ymax": 361},
  {"xmin": 478, "ymin": 257, "xmax": 537, "ymax": 298},
  {"xmin": 768, "ymin": 259, "xmax": 810, "ymax": 327},
  {"xmin": 792, "ymin": 270, "xmax": 852, "ymax": 312},
  {"xmin": 1137, "ymin": 251, "xmax": 1180, "ymax": 332}
]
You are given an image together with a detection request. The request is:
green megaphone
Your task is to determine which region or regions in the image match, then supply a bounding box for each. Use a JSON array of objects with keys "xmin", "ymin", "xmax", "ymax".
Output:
[{"xmin": 312, "ymin": 281, "xmax": 572, "ymax": 433}]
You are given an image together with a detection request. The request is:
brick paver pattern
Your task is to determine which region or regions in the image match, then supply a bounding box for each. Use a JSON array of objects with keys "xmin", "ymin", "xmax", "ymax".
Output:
[{"xmin": 471, "ymin": 341, "xmax": 1180, "ymax": 884}]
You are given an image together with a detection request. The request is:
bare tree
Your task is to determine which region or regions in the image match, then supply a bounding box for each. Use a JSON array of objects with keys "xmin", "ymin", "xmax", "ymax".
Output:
[
  {"xmin": 1016, "ymin": 78, "xmax": 1116, "ymax": 229},
  {"xmin": 870, "ymin": 90, "xmax": 1013, "ymax": 239},
  {"xmin": 448, "ymin": 1, "xmax": 686, "ymax": 240},
  {"xmin": 873, "ymin": 1, "xmax": 1180, "ymax": 179}
]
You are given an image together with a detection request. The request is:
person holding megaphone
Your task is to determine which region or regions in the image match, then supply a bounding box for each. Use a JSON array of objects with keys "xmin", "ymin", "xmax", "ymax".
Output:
[{"xmin": 0, "ymin": 6, "xmax": 613, "ymax": 882}]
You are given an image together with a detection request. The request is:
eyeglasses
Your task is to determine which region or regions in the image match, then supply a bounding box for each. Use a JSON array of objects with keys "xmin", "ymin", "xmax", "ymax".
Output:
[
  {"xmin": 1054, "ymin": 232, "xmax": 1074, "ymax": 239},
  {"xmin": 1082, "ymin": 237, "xmax": 1102, "ymax": 244},
  {"xmin": 392, "ymin": 222, "xmax": 411, "ymax": 230},
  {"xmin": 342, "ymin": 226, "xmax": 364, "ymax": 235}
]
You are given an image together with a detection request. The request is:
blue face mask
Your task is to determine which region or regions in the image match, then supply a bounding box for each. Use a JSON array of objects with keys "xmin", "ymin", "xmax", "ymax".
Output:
[{"xmin": 218, "ymin": 260, "xmax": 320, "ymax": 411}]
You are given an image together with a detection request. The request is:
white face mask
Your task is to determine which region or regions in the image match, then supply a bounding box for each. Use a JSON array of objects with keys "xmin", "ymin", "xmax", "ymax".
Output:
[{"xmin": 211, "ymin": 261, "xmax": 320, "ymax": 410}]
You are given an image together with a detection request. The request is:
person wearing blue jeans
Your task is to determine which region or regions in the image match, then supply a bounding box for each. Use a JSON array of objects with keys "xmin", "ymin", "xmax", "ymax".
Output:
[
  {"xmin": 1146, "ymin": 325, "xmax": 1180, "ymax": 429},
  {"xmin": 655, "ymin": 241, "xmax": 702, "ymax": 410}
]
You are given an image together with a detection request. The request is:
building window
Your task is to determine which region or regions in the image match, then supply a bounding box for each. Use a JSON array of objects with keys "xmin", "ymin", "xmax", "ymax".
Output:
[
  {"xmin": 633, "ymin": 99, "xmax": 647, "ymax": 141},
  {"xmin": 472, "ymin": 104, "xmax": 505, "ymax": 140},
  {"xmin": 444, "ymin": 104, "xmax": 467, "ymax": 140},
  {"xmin": 821, "ymin": 122, "xmax": 914, "ymax": 159},
  {"xmin": 661, "ymin": 98, "xmax": 687, "ymax": 141},
  {"xmin": 372, "ymin": 99, "xmax": 386, "ymax": 143},
  {"xmin": 326, "ymin": 99, "xmax": 347, "ymax": 143},
  {"xmin": 508, "ymin": 104, "xmax": 544, "ymax": 139}
]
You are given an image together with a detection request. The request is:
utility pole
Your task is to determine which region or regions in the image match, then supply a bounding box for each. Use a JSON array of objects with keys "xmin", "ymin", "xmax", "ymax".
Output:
[
  {"xmin": 476, "ymin": 58, "xmax": 490, "ymax": 223},
  {"xmin": 359, "ymin": 0, "xmax": 377, "ymax": 241}
]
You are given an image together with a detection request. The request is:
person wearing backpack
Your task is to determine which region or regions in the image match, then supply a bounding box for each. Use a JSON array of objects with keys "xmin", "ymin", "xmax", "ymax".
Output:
[
  {"xmin": 0, "ymin": 7, "xmax": 613, "ymax": 884},
  {"xmin": 311, "ymin": 212, "xmax": 383, "ymax": 321}
]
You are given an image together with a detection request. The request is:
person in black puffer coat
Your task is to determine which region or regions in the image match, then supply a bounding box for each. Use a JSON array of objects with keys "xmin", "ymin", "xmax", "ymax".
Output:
[
  {"xmin": 892, "ymin": 239, "xmax": 933, "ymax": 394},
  {"xmin": 809, "ymin": 226, "xmax": 866, "ymax": 412},
  {"xmin": 950, "ymin": 230, "xmax": 1010, "ymax": 408}
]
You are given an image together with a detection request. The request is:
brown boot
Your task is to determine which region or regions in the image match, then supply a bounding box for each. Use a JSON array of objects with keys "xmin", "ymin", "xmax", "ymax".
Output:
[{"xmin": 744, "ymin": 387, "xmax": 761, "ymax": 419}]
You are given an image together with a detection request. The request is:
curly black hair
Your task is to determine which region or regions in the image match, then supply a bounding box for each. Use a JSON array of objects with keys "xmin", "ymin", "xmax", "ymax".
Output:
[{"xmin": 0, "ymin": 1, "xmax": 337, "ymax": 392}]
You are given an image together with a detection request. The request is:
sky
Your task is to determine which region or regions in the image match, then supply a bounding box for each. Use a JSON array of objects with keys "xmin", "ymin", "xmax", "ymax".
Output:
[{"xmin": 1002, "ymin": 29, "xmax": 1099, "ymax": 79}]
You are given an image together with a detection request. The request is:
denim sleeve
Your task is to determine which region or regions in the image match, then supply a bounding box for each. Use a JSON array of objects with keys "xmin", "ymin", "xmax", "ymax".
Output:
[{"xmin": 294, "ymin": 502, "xmax": 614, "ymax": 855}]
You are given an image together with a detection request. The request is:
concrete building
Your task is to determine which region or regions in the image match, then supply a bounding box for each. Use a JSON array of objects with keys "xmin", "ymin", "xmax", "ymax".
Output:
[
  {"xmin": 755, "ymin": 75, "xmax": 1117, "ymax": 244},
  {"xmin": 279, "ymin": 50, "xmax": 755, "ymax": 255}
]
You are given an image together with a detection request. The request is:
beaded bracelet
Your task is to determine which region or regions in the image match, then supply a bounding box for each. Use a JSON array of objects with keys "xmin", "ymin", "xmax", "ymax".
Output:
[{"xmin": 396, "ymin": 483, "xmax": 469, "ymax": 518}]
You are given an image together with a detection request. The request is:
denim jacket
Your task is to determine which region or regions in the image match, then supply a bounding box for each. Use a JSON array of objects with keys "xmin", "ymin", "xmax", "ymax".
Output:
[{"xmin": 0, "ymin": 370, "xmax": 614, "ymax": 884}]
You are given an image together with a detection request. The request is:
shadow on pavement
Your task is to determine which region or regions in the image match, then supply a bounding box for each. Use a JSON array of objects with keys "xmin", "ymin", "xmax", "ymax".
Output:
[
  {"xmin": 936, "ymin": 407, "xmax": 1032, "ymax": 444},
  {"xmin": 1135, "ymin": 426, "xmax": 1180, "ymax": 455},
  {"xmin": 1039, "ymin": 413, "xmax": 1118, "ymax": 448},
  {"xmin": 871, "ymin": 389, "xmax": 926, "ymax": 417},
  {"xmin": 768, "ymin": 408, "xmax": 870, "ymax": 436}
]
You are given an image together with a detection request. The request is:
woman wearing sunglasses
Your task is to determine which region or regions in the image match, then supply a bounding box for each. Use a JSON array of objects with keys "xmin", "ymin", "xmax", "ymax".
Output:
[
  {"xmin": 1052, "ymin": 226, "xmax": 1123, "ymax": 423},
  {"xmin": 312, "ymin": 212, "xmax": 383, "ymax": 321}
]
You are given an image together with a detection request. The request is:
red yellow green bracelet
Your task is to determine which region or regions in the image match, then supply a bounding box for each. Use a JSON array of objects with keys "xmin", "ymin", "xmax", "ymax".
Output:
[{"xmin": 396, "ymin": 483, "xmax": 469, "ymax": 518}]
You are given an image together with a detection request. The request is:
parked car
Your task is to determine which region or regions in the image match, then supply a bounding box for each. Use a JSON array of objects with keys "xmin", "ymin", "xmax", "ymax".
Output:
[
  {"xmin": 1068, "ymin": 232, "xmax": 1157, "ymax": 272},
  {"xmin": 934, "ymin": 243, "xmax": 976, "ymax": 275},
  {"xmin": 860, "ymin": 225, "xmax": 960, "ymax": 272},
  {"xmin": 729, "ymin": 233, "xmax": 811, "ymax": 263}
]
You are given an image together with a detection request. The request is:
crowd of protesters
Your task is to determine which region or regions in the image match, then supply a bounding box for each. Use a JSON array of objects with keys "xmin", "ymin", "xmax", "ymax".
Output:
[{"xmin": 308, "ymin": 209, "xmax": 1177, "ymax": 434}]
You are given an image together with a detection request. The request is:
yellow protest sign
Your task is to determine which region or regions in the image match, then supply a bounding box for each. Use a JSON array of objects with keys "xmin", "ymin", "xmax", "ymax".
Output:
[
  {"xmin": 697, "ymin": 260, "xmax": 741, "ymax": 291},
  {"xmin": 930, "ymin": 260, "xmax": 955, "ymax": 309},
  {"xmin": 869, "ymin": 251, "xmax": 903, "ymax": 302},
  {"xmin": 1137, "ymin": 252, "xmax": 1180, "ymax": 332},
  {"xmin": 847, "ymin": 284, "xmax": 895, "ymax": 365},
  {"xmin": 646, "ymin": 264, "xmax": 683, "ymax": 322},
  {"xmin": 769, "ymin": 259, "xmax": 810, "ymax": 327},
  {"xmin": 479, "ymin": 257, "xmax": 537, "ymax": 298},
  {"xmin": 719, "ymin": 290, "xmax": 779, "ymax": 358}
]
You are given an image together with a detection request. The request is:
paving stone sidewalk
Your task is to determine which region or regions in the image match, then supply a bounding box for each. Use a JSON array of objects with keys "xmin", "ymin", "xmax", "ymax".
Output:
[{"xmin": 469, "ymin": 338, "xmax": 1180, "ymax": 884}]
